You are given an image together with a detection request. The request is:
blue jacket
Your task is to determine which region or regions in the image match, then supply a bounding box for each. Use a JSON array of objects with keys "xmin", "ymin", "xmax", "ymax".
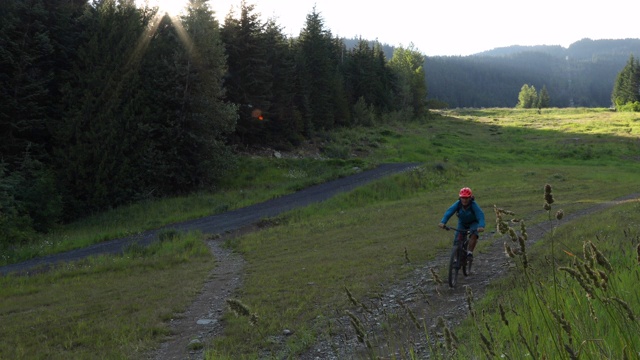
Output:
[{"xmin": 440, "ymin": 200, "xmax": 485, "ymax": 228}]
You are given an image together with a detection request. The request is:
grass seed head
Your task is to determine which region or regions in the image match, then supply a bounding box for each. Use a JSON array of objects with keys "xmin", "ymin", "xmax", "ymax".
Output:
[
  {"xmin": 226, "ymin": 298, "xmax": 252, "ymax": 317},
  {"xmin": 583, "ymin": 242, "xmax": 595, "ymax": 268},
  {"xmin": 590, "ymin": 242, "xmax": 613, "ymax": 273},
  {"xmin": 544, "ymin": 184, "xmax": 555, "ymax": 205},
  {"xmin": 518, "ymin": 235, "xmax": 526, "ymax": 253},
  {"xmin": 504, "ymin": 243, "xmax": 516, "ymax": 258},
  {"xmin": 464, "ymin": 285, "xmax": 474, "ymax": 314},
  {"xmin": 404, "ymin": 247, "xmax": 411, "ymax": 263},
  {"xmin": 520, "ymin": 221, "xmax": 528, "ymax": 240},
  {"xmin": 430, "ymin": 267, "xmax": 443, "ymax": 285},
  {"xmin": 611, "ymin": 297, "xmax": 636, "ymax": 321},
  {"xmin": 499, "ymin": 303, "xmax": 509, "ymax": 326}
]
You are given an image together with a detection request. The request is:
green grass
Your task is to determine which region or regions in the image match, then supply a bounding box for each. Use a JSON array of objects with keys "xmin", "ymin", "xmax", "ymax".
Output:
[
  {"xmin": 451, "ymin": 196, "xmax": 640, "ymax": 359},
  {"xmin": 1, "ymin": 157, "xmax": 370, "ymax": 266},
  {"xmin": 3, "ymin": 108, "xmax": 640, "ymax": 359},
  {"xmin": 0, "ymin": 231, "xmax": 213, "ymax": 359}
]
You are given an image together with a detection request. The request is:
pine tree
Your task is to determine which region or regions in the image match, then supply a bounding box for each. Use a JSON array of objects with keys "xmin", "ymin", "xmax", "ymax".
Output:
[
  {"xmin": 0, "ymin": 0, "xmax": 54, "ymax": 167},
  {"xmin": 295, "ymin": 7, "xmax": 338, "ymax": 132},
  {"xmin": 537, "ymin": 85, "xmax": 551, "ymax": 109},
  {"xmin": 54, "ymin": 0, "xmax": 155, "ymax": 216},
  {"xmin": 220, "ymin": 1, "xmax": 272, "ymax": 145},
  {"xmin": 611, "ymin": 55, "xmax": 640, "ymax": 110},
  {"xmin": 164, "ymin": 0, "xmax": 237, "ymax": 189},
  {"xmin": 262, "ymin": 19, "xmax": 304, "ymax": 147}
]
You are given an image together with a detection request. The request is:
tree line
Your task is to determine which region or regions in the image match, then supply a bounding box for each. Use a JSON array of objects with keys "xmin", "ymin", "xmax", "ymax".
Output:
[
  {"xmin": 0, "ymin": 0, "xmax": 427, "ymax": 245},
  {"xmin": 425, "ymin": 38, "xmax": 640, "ymax": 108}
]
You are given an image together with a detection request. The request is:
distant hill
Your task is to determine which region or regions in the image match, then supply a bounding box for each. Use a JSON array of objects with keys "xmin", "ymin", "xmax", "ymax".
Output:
[{"xmin": 425, "ymin": 38, "xmax": 640, "ymax": 108}]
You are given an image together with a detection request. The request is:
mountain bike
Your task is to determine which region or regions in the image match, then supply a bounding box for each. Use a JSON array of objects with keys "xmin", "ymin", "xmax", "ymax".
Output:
[{"xmin": 443, "ymin": 226, "xmax": 472, "ymax": 288}]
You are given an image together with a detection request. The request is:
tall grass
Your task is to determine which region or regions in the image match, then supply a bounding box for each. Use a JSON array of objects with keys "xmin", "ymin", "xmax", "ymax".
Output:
[{"xmin": 442, "ymin": 185, "xmax": 640, "ymax": 359}]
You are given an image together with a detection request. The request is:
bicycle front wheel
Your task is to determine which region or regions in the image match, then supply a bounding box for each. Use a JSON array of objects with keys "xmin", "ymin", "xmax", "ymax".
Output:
[
  {"xmin": 448, "ymin": 247, "xmax": 460, "ymax": 288},
  {"xmin": 463, "ymin": 256, "xmax": 472, "ymax": 276}
]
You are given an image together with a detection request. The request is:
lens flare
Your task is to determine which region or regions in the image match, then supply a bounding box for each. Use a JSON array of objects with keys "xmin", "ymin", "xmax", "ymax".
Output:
[{"xmin": 251, "ymin": 108, "xmax": 264, "ymax": 121}]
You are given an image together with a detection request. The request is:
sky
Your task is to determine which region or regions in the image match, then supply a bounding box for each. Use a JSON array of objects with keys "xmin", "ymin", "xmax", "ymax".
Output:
[{"xmin": 203, "ymin": 0, "xmax": 638, "ymax": 56}]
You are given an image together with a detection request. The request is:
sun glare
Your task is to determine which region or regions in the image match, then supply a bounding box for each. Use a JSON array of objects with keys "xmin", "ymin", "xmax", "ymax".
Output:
[{"xmin": 138, "ymin": 0, "xmax": 187, "ymax": 17}]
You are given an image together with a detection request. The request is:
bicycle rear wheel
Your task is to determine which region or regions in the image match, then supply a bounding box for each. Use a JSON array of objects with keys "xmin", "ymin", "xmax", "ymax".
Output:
[{"xmin": 448, "ymin": 247, "xmax": 460, "ymax": 287}]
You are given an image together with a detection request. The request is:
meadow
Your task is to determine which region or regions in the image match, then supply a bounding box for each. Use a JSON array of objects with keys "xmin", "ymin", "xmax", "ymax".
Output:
[{"xmin": 1, "ymin": 108, "xmax": 639, "ymax": 359}]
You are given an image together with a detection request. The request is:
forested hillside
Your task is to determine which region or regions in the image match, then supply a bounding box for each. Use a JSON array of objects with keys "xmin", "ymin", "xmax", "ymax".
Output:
[
  {"xmin": 0, "ymin": 0, "xmax": 427, "ymax": 243},
  {"xmin": 426, "ymin": 38, "xmax": 640, "ymax": 108}
]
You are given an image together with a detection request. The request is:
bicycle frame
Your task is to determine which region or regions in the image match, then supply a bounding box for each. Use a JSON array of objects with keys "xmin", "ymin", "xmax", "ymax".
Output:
[{"xmin": 444, "ymin": 226, "xmax": 472, "ymax": 287}]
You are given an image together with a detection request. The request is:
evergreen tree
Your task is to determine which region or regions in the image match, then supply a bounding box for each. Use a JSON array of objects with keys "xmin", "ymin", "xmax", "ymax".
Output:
[
  {"xmin": 262, "ymin": 19, "xmax": 304, "ymax": 148},
  {"xmin": 611, "ymin": 55, "xmax": 640, "ymax": 109},
  {"xmin": 295, "ymin": 7, "xmax": 339, "ymax": 132},
  {"xmin": 0, "ymin": 0, "xmax": 54, "ymax": 167},
  {"xmin": 537, "ymin": 85, "xmax": 551, "ymax": 109},
  {"xmin": 343, "ymin": 39, "xmax": 396, "ymax": 115},
  {"xmin": 220, "ymin": 1, "xmax": 272, "ymax": 145},
  {"xmin": 54, "ymin": 0, "xmax": 152, "ymax": 217},
  {"xmin": 163, "ymin": 0, "xmax": 237, "ymax": 189}
]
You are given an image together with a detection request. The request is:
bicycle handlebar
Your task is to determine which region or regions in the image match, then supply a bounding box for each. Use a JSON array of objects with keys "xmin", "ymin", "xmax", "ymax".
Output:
[{"xmin": 441, "ymin": 225, "xmax": 484, "ymax": 233}]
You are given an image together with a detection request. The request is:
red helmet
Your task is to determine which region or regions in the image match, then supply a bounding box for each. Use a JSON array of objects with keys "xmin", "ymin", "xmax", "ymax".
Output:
[{"xmin": 459, "ymin": 187, "xmax": 473, "ymax": 198}]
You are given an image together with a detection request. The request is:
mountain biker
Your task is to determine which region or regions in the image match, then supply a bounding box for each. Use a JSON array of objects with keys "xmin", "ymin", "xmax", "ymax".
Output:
[{"xmin": 438, "ymin": 187, "xmax": 486, "ymax": 259}]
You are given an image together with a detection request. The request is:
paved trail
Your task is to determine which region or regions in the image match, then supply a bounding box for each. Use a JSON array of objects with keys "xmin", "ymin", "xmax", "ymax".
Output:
[{"xmin": 0, "ymin": 163, "xmax": 419, "ymax": 276}]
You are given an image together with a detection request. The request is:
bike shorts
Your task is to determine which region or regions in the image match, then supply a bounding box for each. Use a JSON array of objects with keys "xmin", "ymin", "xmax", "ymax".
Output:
[{"xmin": 453, "ymin": 223, "xmax": 480, "ymax": 245}]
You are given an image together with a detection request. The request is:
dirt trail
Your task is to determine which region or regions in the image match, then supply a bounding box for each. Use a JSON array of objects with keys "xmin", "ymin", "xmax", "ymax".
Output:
[
  {"xmin": 3, "ymin": 166, "xmax": 637, "ymax": 359},
  {"xmin": 151, "ymin": 193, "xmax": 639, "ymax": 360},
  {"xmin": 299, "ymin": 193, "xmax": 640, "ymax": 359}
]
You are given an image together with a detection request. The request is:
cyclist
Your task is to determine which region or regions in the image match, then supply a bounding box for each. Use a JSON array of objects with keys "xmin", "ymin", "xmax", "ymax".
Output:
[{"xmin": 438, "ymin": 187, "xmax": 486, "ymax": 259}]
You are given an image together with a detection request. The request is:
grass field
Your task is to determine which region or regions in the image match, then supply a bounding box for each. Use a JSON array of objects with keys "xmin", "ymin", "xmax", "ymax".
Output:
[{"xmin": 1, "ymin": 108, "xmax": 639, "ymax": 359}]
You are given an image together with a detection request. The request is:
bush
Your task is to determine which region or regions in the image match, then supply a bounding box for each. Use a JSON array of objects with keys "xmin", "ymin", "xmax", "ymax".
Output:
[
  {"xmin": 617, "ymin": 101, "xmax": 640, "ymax": 112},
  {"xmin": 0, "ymin": 155, "xmax": 62, "ymax": 246}
]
